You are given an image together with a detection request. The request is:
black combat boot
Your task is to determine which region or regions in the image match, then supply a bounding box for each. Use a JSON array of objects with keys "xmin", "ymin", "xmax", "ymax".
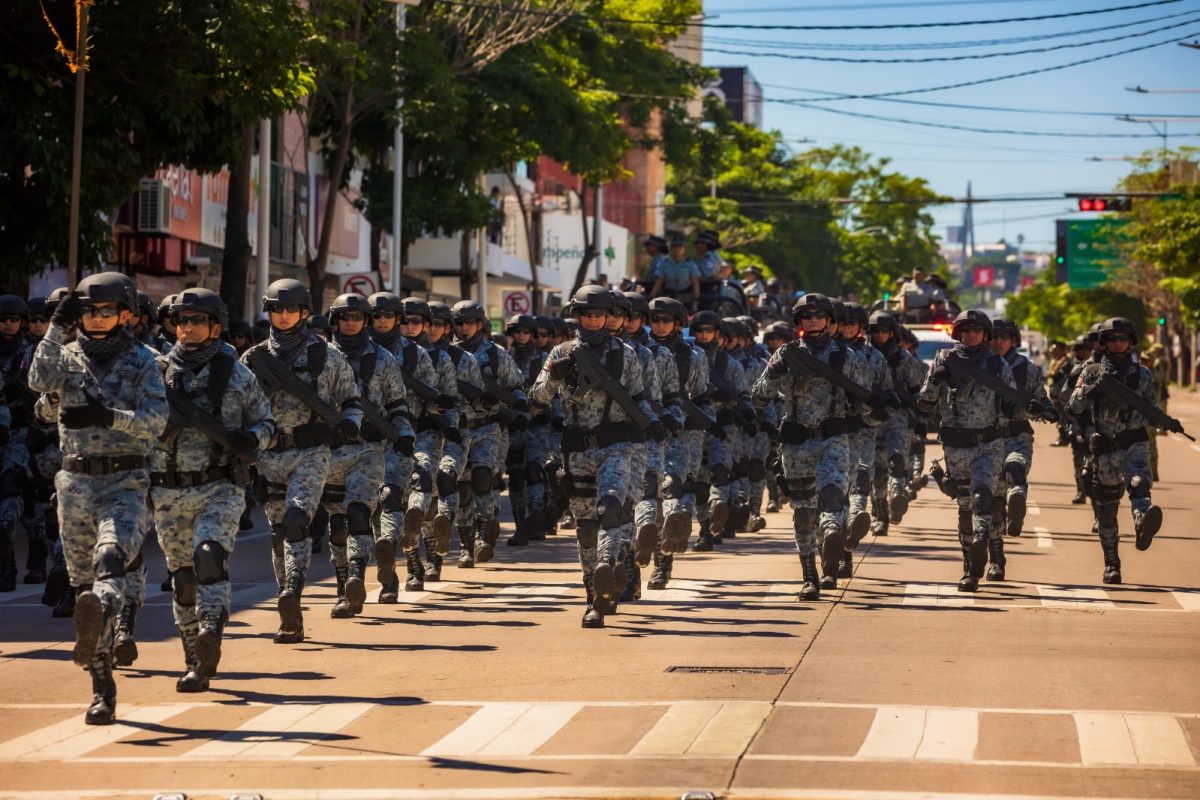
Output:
[
  {"xmin": 346, "ymin": 555, "xmax": 368, "ymax": 615},
  {"xmin": 647, "ymin": 551, "xmax": 671, "ymax": 590},
  {"xmin": 1006, "ymin": 491, "xmax": 1026, "ymax": 537},
  {"xmin": 507, "ymin": 505, "xmax": 529, "ymax": 547},
  {"xmin": 620, "ymin": 547, "xmax": 641, "ymax": 602},
  {"xmin": 660, "ymin": 511, "xmax": 691, "ymax": 554},
  {"xmin": 24, "ymin": 534, "xmax": 48, "ymax": 584},
  {"xmin": 474, "ymin": 520, "xmax": 495, "ymax": 564},
  {"xmin": 425, "ymin": 552, "xmax": 444, "ymax": 582},
  {"xmin": 176, "ymin": 626, "xmax": 209, "ymax": 694},
  {"xmin": 888, "ymin": 492, "xmax": 909, "ymax": 525},
  {"xmin": 330, "ymin": 562, "xmax": 352, "ymax": 619},
  {"xmin": 275, "ymin": 570, "xmax": 306, "ymax": 643},
  {"xmin": 405, "ymin": 550, "xmax": 425, "ymax": 592},
  {"xmin": 837, "ymin": 551, "xmax": 853, "ymax": 579},
  {"xmin": 1102, "ymin": 539, "xmax": 1122, "ymax": 584},
  {"xmin": 847, "ymin": 511, "xmax": 871, "ymax": 549},
  {"xmin": 0, "ymin": 526, "xmax": 16, "ymax": 592},
  {"xmin": 458, "ymin": 526, "xmax": 475, "ymax": 568},
  {"xmin": 592, "ymin": 557, "xmax": 618, "ymax": 613},
  {"xmin": 85, "ymin": 654, "xmax": 117, "ymax": 726},
  {"xmin": 634, "ymin": 521, "xmax": 658, "ymax": 567},
  {"xmin": 113, "ymin": 601, "xmax": 139, "ymax": 667},
  {"xmin": 42, "ymin": 565, "xmax": 69, "ymax": 608},
  {"xmin": 798, "ymin": 553, "xmax": 820, "ymax": 601},
  {"xmin": 693, "ymin": 520, "xmax": 714, "ymax": 552},
  {"xmin": 53, "ymin": 585, "xmax": 76, "ymax": 618},
  {"xmin": 72, "ymin": 589, "xmax": 106, "ymax": 667},
  {"xmin": 432, "ymin": 511, "xmax": 453, "ymax": 557},
  {"xmin": 376, "ymin": 537, "xmax": 397, "ymax": 598},
  {"xmin": 1134, "ymin": 505, "xmax": 1162, "ymax": 551},
  {"xmin": 870, "ymin": 501, "xmax": 889, "ymax": 537},
  {"xmin": 195, "ymin": 610, "xmax": 226, "ymax": 678},
  {"xmin": 525, "ymin": 507, "xmax": 545, "ymax": 541},
  {"xmin": 581, "ymin": 575, "xmax": 604, "ymax": 629},
  {"xmin": 957, "ymin": 547, "xmax": 979, "ymax": 593},
  {"xmin": 710, "ymin": 499, "xmax": 730, "ymax": 539},
  {"xmin": 986, "ymin": 538, "xmax": 1006, "ymax": 581},
  {"xmin": 819, "ymin": 529, "xmax": 844, "ymax": 590}
]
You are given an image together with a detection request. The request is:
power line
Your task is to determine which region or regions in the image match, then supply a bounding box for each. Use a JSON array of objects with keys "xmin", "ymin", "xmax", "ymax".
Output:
[
  {"xmin": 708, "ymin": 0, "xmax": 1070, "ymax": 14},
  {"xmin": 691, "ymin": 14, "xmax": 1200, "ymax": 63},
  {"xmin": 431, "ymin": 0, "xmax": 1185, "ymax": 31},
  {"xmin": 704, "ymin": 9, "xmax": 1198, "ymax": 51}
]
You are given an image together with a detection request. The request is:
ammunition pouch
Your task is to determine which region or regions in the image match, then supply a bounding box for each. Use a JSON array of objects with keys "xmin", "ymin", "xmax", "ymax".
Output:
[
  {"xmin": 561, "ymin": 422, "xmax": 645, "ymax": 453},
  {"xmin": 779, "ymin": 418, "xmax": 848, "ymax": 445},
  {"xmin": 1089, "ymin": 427, "xmax": 1148, "ymax": 455},
  {"xmin": 939, "ymin": 426, "xmax": 1000, "ymax": 448},
  {"xmin": 1005, "ymin": 420, "xmax": 1034, "ymax": 437},
  {"xmin": 269, "ymin": 422, "xmax": 332, "ymax": 451}
]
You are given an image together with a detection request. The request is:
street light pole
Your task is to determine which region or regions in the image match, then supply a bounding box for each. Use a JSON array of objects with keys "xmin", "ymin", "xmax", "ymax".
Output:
[
  {"xmin": 66, "ymin": 4, "xmax": 90, "ymax": 290},
  {"xmin": 256, "ymin": 118, "xmax": 271, "ymax": 318},
  {"xmin": 387, "ymin": 0, "xmax": 418, "ymax": 295}
]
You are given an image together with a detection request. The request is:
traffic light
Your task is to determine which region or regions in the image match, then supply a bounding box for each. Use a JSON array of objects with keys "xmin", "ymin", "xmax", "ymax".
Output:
[
  {"xmin": 1077, "ymin": 196, "xmax": 1132, "ymax": 212},
  {"xmin": 1157, "ymin": 314, "xmax": 1166, "ymax": 327},
  {"xmin": 1055, "ymin": 220, "xmax": 1068, "ymax": 281}
]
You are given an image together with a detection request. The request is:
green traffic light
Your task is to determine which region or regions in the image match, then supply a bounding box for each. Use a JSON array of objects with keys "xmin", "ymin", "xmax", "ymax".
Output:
[
  {"xmin": 1158, "ymin": 317, "xmax": 1166, "ymax": 326},
  {"xmin": 882, "ymin": 293, "xmax": 891, "ymax": 302},
  {"xmin": 1056, "ymin": 256, "xmax": 1065, "ymax": 264}
]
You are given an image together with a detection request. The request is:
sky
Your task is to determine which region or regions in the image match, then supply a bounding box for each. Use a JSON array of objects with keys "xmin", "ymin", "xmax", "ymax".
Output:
[{"xmin": 699, "ymin": 0, "xmax": 1200, "ymax": 251}]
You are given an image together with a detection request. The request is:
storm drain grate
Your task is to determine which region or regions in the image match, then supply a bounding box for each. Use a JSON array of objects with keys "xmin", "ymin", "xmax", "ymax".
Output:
[{"xmin": 666, "ymin": 665, "xmax": 790, "ymax": 675}]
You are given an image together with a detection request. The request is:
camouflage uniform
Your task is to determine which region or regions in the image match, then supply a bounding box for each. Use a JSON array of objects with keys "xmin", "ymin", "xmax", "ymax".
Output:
[
  {"xmin": 0, "ymin": 335, "xmax": 36, "ymax": 590},
  {"xmin": 733, "ymin": 344, "xmax": 771, "ymax": 530},
  {"xmin": 843, "ymin": 336, "xmax": 893, "ymax": 551},
  {"xmin": 152, "ymin": 340, "xmax": 274, "ymax": 687},
  {"xmin": 992, "ymin": 347, "xmax": 1049, "ymax": 544},
  {"xmin": 428, "ymin": 336, "xmax": 484, "ymax": 567},
  {"xmin": 918, "ymin": 344, "xmax": 1015, "ymax": 590},
  {"xmin": 505, "ymin": 337, "xmax": 543, "ymax": 543},
  {"xmin": 694, "ymin": 342, "xmax": 752, "ymax": 545},
  {"xmin": 241, "ymin": 331, "xmax": 361, "ymax": 642},
  {"xmin": 875, "ymin": 342, "xmax": 926, "ymax": 532}
]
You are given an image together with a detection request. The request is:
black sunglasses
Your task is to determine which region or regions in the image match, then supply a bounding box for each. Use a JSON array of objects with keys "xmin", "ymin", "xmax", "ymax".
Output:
[{"xmin": 266, "ymin": 303, "xmax": 305, "ymax": 315}]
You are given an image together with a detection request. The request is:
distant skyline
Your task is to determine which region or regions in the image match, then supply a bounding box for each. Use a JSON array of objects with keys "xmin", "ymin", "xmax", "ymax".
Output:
[{"xmin": 702, "ymin": 0, "xmax": 1200, "ymax": 252}]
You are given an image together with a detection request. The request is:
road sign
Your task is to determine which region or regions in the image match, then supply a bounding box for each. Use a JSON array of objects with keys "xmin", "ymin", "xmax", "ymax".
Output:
[
  {"xmin": 341, "ymin": 273, "xmax": 377, "ymax": 297},
  {"xmin": 1065, "ymin": 219, "xmax": 1129, "ymax": 289},
  {"xmin": 973, "ymin": 265, "xmax": 995, "ymax": 287},
  {"xmin": 502, "ymin": 290, "xmax": 531, "ymax": 316}
]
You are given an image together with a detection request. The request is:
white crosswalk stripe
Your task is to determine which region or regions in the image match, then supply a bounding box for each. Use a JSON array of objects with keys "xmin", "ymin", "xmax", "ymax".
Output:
[
  {"xmin": 901, "ymin": 583, "xmax": 973, "ymax": 607},
  {"xmin": 1035, "ymin": 586, "xmax": 1115, "ymax": 609},
  {"xmin": 1034, "ymin": 526, "xmax": 1053, "ymax": 548},
  {"xmin": 0, "ymin": 705, "xmax": 186, "ymax": 761}
]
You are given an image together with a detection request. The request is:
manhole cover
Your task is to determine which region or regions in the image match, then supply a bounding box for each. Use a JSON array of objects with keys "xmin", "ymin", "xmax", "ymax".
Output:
[{"xmin": 666, "ymin": 666, "xmax": 790, "ymax": 675}]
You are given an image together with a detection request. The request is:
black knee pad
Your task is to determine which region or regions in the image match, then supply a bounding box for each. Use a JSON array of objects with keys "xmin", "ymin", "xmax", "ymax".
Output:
[
  {"xmin": 748, "ymin": 459, "xmax": 765, "ymax": 482},
  {"xmin": 598, "ymin": 496, "xmax": 623, "ymax": 528},
  {"xmin": 470, "ymin": 466, "xmax": 493, "ymax": 496},
  {"xmin": 93, "ymin": 543, "xmax": 126, "ymax": 580},
  {"xmin": 971, "ymin": 487, "xmax": 994, "ymax": 516},
  {"xmin": 328, "ymin": 514, "xmax": 350, "ymax": 547},
  {"xmin": 854, "ymin": 469, "xmax": 871, "ymax": 496},
  {"xmin": 710, "ymin": 465, "xmax": 730, "ymax": 486},
  {"xmin": 380, "ymin": 483, "xmax": 406, "ymax": 512},
  {"xmin": 525, "ymin": 462, "xmax": 545, "ymax": 485},
  {"xmin": 643, "ymin": 471, "xmax": 657, "ymax": 501},
  {"xmin": 1003, "ymin": 462, "xmax": 1027, "ymax": 487},
  {"xmin": 347, "ymin": 502, "xmax": 372, "ymax": 537},
  {"xmin": 173, "ymin": 566, "xmax": 197, "ymax": 606},
  {"xmin": 888, "ymin": 453, "xmax": 906, "ymax": 479},
  {"xmin": 410, "ymin": 468, "xmax": 433, "ymax": 494},
  {"xmin": 1097, "ymin": 501, "xmax": 1119, "ymax": 528},
  {"xmin": 818, "ymin": 484, "xmax": 846, "ymax": 513},
  {"xmin": 508, "ymin": 469, "xmax": 526, "ymax": 493},
  {"xmin": 1127, "ymin": 474, "xmax": 1150, "ymax": 499},
  {"xmin": 792, "ymin": 506, "xmax": 815, "ymax": 531},
  {"xmin": 436, "ymin": 470, "xmax": 459, "ymax": 497},
  {"xmin": 662, "ymin": 474, "xmax": 684, "ymax": 499},
  {"xmin": 576, "ymin": 518, "xmax": 599, "ymax": 549},
  {"xmin": 282, "ymin": 506, "xmax": 309, "ymax": 543},
  {"xmin": 127, "ymin": 548, "xmax": 144, "ymax": 573},
  {"xmin": 1096, "ymin": 482, "xmax": 1124, "ymax": 503},
  {"xmin": 193, "ymin": 541, "xmax": 229, "ymax": 584},
  {"xmin": 786, "ymin": 477, "xmax": 815, "ymax": 505}
]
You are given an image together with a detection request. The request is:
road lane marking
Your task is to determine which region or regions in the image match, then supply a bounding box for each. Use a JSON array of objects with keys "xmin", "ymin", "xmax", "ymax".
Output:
[
  {"xmin": 915, "ymin": 708, "xmax": 978, "ymax": 761},
  {"xmin": 641, "ymin": 579, "xmax": 711, "ymax": 602},
  {"xmin": 1026, "ymin": 501, "xmax": 1041, "ymax": 516},
  {"xmin": 1074, "ymin": 712, "xmax": 1137, "ymax": 765},
  {"xmin": 1034, "ymin": 526, "xmax": 1053, "ymax": 548},
  {"xmin": 1190, "ymin": 443, "xmax": 1200, "ymax": 454},
  {"xmin": 630, "ymin": 702, "xmax": 721, "ymax": 755},
  {"xmin": 238, "ymin": 702, "xmax": 373, "ymax": 757},
  {"xmin": 902, "ymin": 583, "xmax": 972, "ymax": 607},
  {"xmin": 0, "ymin": 705, "xmax": 184, "ymax": 761},
  {"xmin": 1124, "ymin": 714, "xmax": 1196, "ymax": 766},
  {"xmin": 1172, "ymin": 591, "xmax": 1200, "ymax": 611},
  {"xmin": 482, "ymin": 585, "xmax": 573, "ymax": 604},
  {"xmin": 1036, "ymin": 586, "xmax": 1114, "ymax": 609},
  {"xmin": 688, "ymin": 702, "xmax": 772, "ymax": 756},
  {"xmin": 856, "ymin": 707, "xmax": 925, "ymax": 759},
  {"xmin": 421, "ymin": 703, "xmax": 530, "ymax": 756},
  {"xmin": 476, "ymin": 703, "xmax": 583, "ymax": 756},
  {"xmin": 183, "ymin": 704, "xmax": 327, "ymax": 758}
]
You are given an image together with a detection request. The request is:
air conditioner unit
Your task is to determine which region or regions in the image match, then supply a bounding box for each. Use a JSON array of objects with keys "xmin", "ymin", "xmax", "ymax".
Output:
[{"xmin": 137, "ymin": 178, "xmax": 171, "ymax": 234}]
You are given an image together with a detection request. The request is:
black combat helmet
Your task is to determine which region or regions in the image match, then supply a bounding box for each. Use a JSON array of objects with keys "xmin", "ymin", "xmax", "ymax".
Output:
[
  {"xmin": 505, "ymin": 314, "xmax": 536, "ymax": 335},
  {"xmin": 26, "ymin": 297, "xmax": 49, "ymax": 319},
  {"xmin": 400, "ymin": 297, "xmax": 431, "ymax": 323},
  {"xmin": 991, "ymin": 317, "xmax": 1019, "ymax": 339},
  {"xmin": 843, "ymin": 302, "xmax": 869, "ymax": 328},
  {"xmin": 950, "ymin": 308, "xmax": 993, "ymax": 342},
  {"xmin": 648, "ymin": 297, "xmax": 687, "ymax": 325},
  {"xmin": 792, "ymin": 293, "xmax": 834, "ymax": 324},
  {"xmin": 77, "ymin": 271, "xmax": 138, "ymax": 311},
  {"xmin": 308, "ymin": 314, "xmax": 331, "ymax": 336},
  {"xmin": 1098, "ymin": 316, "xmax": 1137, "ymax": 344},
  {"xmin": 136, "ymin": 291, "xmax": 156, "ymax": 320},
  {"xmin": 262, "ymin": 278, "xmax": 312, "ymax": 312},
  {"xmin": 868, "ymin": 310, "xmax": 898, "ymax": 333},
  {"xmin": 624, "ymin": 292, "xmax": 650, "ymax": 318},
  {"xmin": 450, "ymin": 300, "xmax": 487, "ymax": 323},
  {"xmin": 328, "ymin": 293, "xmax": 372, "ymax": 322},
  {"xmin": 0, "ymin": 295, "xmax": 28, "ymax": 318},
  {"xmin": 690, "ymin": 309, "xmax": 722, "ymax": 330},
  {"xmin": 428, "ymin": 301, "xmax": 452, "ymax": 324},
  {"xmin": 570, "ymin": 285, "xmax": 616, "ymax": 313},
  {"xmin": 169, "ymin": 287, "xmax": 227, "ymax": 327},
  {"xmin": 368, "ymin": 291, "xmax": 404, "ymax": 315}
]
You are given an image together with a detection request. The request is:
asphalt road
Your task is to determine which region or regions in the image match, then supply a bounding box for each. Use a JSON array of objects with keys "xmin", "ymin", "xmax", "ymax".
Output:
[{"xmin": 3, "ymin": 395, "xmax": 1200, "ymax": 800}]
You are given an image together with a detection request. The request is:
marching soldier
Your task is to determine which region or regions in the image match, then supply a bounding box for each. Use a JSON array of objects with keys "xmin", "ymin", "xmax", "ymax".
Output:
[
  {"xmin": 0, "ymin": 294, "xmax": 36, "ymax": 591},
  {"xmin": 530, "ymin": 286, "xmax": 652, "ymax": 627},
  {"xmin": 867, "ymin": 311, "xmax": 925, "ymax": 536},
  {"xmin": 151, "ymin": 289, "xmax": 274, "ymax": 691},
  {"xmin": 1068, "ymin": 317, "xmax": 1170, "ymax": 584},
  {"xmin": 754, "ymin": 294, "xmax": 872, "ymax": 599},
  {"xmin": 917, "ymin": 310, "xmax": 1016, "ymax": 593},
  {"xmin": 28, "ymin": 272, "xmax": 169, "ymax": 725},
  {"xmin": 503, "ymin": 313, "xmax": 543, "ymax": 547},
  {"xmin": 1057, "ymin": 335, "xmax": 1096, "ymax": 504},
  {"xmin": 241, "ymin": 279, "xmax": 361, "ymax": 644}
]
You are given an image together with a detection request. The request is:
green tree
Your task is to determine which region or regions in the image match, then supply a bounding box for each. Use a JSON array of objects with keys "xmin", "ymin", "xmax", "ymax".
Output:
[{"xmin": 1005, "ymin": 270, "xmax": 1143, "ymax": 342}]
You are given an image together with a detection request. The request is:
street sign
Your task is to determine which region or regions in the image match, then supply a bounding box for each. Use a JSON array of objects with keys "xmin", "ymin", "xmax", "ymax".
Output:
[
  {"xmin": 502, "ymin": 290, "xmax": 531, "ymax": 316},
  {"xmin": 1065, "ymin": 219, "xmax": 1129, "ymax": 289},
  {"xmin": 973, "ymin": 265, "xmax": 995, "ymax": 287},
  {"xmin": 341, "ymin": 273, "xmax": 377, "ymax": 297}
]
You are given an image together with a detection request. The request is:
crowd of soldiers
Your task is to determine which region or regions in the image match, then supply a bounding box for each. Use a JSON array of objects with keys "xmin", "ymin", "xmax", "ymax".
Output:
[{"xmin": 0, "ymin": 267, "xmax": 1182, "ymax": 728}]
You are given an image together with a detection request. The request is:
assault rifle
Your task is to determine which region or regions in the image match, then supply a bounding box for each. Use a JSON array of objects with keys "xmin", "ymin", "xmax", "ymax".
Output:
[
  {"xmin": 245, "ymin": 347, "xmax": 344, "ymax": 427},
  {"xmin": 1097, "ymin": 374, "xmax": 1194, "ymax": 441},
  {"xmin": 943, "ymin": 356, "xmax": 1057, "ymax": 423},
  {"xmin": 164, "ymin": 388, "xmax": 254, "ymax": 483},
  {"xmin": 570, "ymin": 344, "xmax": 652, "ymax": 429},
  {"xmin": 401, "ymin": 372, "xmax": 452, "ymax": 432},
  {"xmin": 779, "ymin": 343, "xmax": 872, "ymax": 401}
]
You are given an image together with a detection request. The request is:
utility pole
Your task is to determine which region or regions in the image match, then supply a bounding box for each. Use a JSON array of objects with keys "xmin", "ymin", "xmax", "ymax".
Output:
[
  {"xmin": 66, "ymin": 4, "xmax": 90, "ymax": 290},
  {"xmin": 387, "ymin": 0, "xmax": 419, "ymax": 295},
  {"xmin": 256, "ymin": 119, "xmax": 271, "ymax": 319}
]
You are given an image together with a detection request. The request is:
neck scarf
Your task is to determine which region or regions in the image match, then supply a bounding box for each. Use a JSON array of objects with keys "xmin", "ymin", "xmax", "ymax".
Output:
[
  {"xmin": 369, "ymin": 326, "xmax": 401, "ymax": 352},
  {"xmin": 168, "ymin": 338, "xmax": 221, "ymax": 378},
  {"xmin": 268, "ymin": 323, "xmax": 311, "ymax": 364},
  {"xmin": 77, "ymin": 327, "xmax": 133, "ymax": 366}
]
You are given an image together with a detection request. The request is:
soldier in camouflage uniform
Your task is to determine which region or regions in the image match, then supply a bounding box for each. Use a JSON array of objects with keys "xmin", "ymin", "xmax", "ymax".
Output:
[
  {"xmin": 689, "ymin": 311, "xmax": 754, "ymax": 551},
  {"xmin": 523, "ymin": 315, "xmax": 563, "ymax": 541},
  {"xmin": 754, "ymin": 294, "xmax": 872, "ymax": 599},
  {"xmin": 760, "ymin": 322, "xmax": 793, "ymax": 514},
  {"xmin": 324, "ymin": 294, "xmax": 412, "ymax": 615},
  {"xmin": 503, "ymin": 313, "xmax": 544, "ymax": 547},
  {"xmin": 451, "ymin": 300, "xmax": 527, "ymax": 566},
  {"xmin": 645, "ymin": 297, "xmax": 711, "ymax": 589},
  {"xmin": 241, "ymin": 279, "xmax": 361, "ymax": 644},
  {"xmin": 1068, "ymin": 317, "xmax": 1166, "ymax": 584},
  {"xmin": 424, "ymin": 301, "xmax": 484, "ymax": 579},
  {"xmin": 0, "ymin": 295, "xmax": 37, "ymax": 591},
  {"xmin": 722, "ymin": 317, "xmax": 764, "ymax": 538},
  {"xmin": 393, "ymin": 297, "xmax": 460, "ymax": 585},
  {"xmin": 986, "ymin": 318, "xmax": 1057, "ymax": 580},
  {"xmin": 28, "ymin": 272, "xmax": 169, "ymax": 725},
  {"xmin": 1060, "ymin": 334, "xmax": 1099, "ymax": 504},
  {"xmin": 838, "ymin": 302, "xmax": 896, "ymax": 578},
  {"xmin": 151, "ymin": 289, "xmax": 274, "ymax": 692},
  {"xmin": 531, "ymin": 286, "xmax": 653, "ymax": 627},
  {"xmin": 918, "ymin": 309, "xmax": 1016, "ymax": 592},
  {"xmin": 732, "ymin": 316, "xmax": 774, "ymax": 533},
  {"xmin": 868, "ymin": 311, "xmax": 926, "ymax": 537}
]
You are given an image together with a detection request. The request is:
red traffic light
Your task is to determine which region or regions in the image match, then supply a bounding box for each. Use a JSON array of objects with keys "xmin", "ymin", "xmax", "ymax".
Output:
[
  {"xmin": 1078, "ymin": 196, "xmax": 1131, "ymax": 212},
  {"xmin": 1079, "ymin": 198, "xmax": 1093, "ymax": 211}
]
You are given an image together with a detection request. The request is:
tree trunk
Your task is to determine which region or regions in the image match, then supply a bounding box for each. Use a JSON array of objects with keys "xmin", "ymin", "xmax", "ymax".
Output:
[
  {"xmin": 459, "ymin": 230, "xmax": 472, "ymax": 299},
  {"xmin": 505, "ymin": 169, "xmax": 538, "ymax": 311},
  {"xmin": 220, "ymin": 124, "xmax": 255, "ymax": 322},
  {"xmin": 571, "ymin": 182, "xmax": 597, "ymax": 297}
]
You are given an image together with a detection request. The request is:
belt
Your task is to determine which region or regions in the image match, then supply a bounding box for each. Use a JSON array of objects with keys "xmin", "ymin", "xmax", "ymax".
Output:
[
  {"xmin": 465, "ymin": 415, "xmax": 499, "ymax": 430},
  {"xmin": 1006, "ymin": 419, "xmax": 1034, "ymax": 437},
  {"xmin": 561, "ymin": 422, "xmax": 645, "ymax": 453},
  {"xmin": 62, "ymin": 454, "xmax": 147, "ymax": 476},
  {"xmin": 151, "ymin": 465, "xmax": 235, "ymax": 489},
  {"xmin": 268, "ymin": 422, "xmax": 331, "ymax": 451},
  {"xmin": 846, "ymin": 416, "xmax": 864, "ymax": 433},
  {"xmin": 1090, "ymin": 426, "xmax": 1148, "ymax": 455},
  {"xmin": 778, "ymin": 418, "xmax": 848, "ymax": 445},
  {"xmin": 939, "ymin": 426, "xmax": 1000, "ymax": 448}
]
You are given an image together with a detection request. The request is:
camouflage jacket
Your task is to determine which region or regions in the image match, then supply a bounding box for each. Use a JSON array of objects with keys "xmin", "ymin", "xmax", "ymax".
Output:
[
  {"xmin": 845, "ymin": 338, "xmax": 894, "ymax": 428},
  {"xmin": 28, "ymin": 324, "xmax": 168, "ymax": 457},
  {"xmin": 754, "ymin": 338, "xmax": 872, "ymax": 427},
  {"xmin": 632, "ymin": 329, "xmax": 683, "ymax": 428},
  {"xmin": 1001, "ymin": 348, "xmax": 1048, "ymax": 423},
  {"xmin": 330, "ymin": 338, "xmax": 413, "ymax": 443},
  {"xmin": 1068, "ymin": 355, "xmax": 1157, "ymax": 436},
  {"xmin": 530, "ymin": 335, "xmax": 650, "ymax": 429},
  {"xmin": 458, "ymin": 337, "xmax": 526, "ymax": 423},
  {"xmin": 431, "ymin": 338, "xmax": 485, "ymax": 425},
  {"xmin": 240, "ymin": 333, "xmax": 361, "ymax": 435},
  {"xmin": 919, "ymin": 345, "xmax": 1015, "ymax": 430},
  {"xmin": 377, "ymin": 335, "xmax": 442, "ymax": 423}
]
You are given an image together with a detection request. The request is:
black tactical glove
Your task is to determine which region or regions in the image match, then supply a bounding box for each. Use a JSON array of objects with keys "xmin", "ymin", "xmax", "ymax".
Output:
[
  {"xmin": 51, "ymin": 291, "xmax": 83, "ymax": 328},
  {"xmin": 228, "ymin": 429, "xmax": 260, "ymax": 458},
  {"xmin": 508, "ymin": 414, "xmax": 529, "ymax": 432},
  {"xmin": 435, "ymin": 394, "xmax": 457, "ymax": 412},
  {"xmin": 766, "ymin": 356, "xmax": 789, "ymax": 379},
  {"xmin": 868, "ymin": 392, "xmax": 890, "ymax": 415},
  {"xmin": 59, "ymin": 396, "xmax": 115, "ymax": 429},
  {"xmin": 443, "ymin": 427, "xmax": 462, "ymax": 444},
  {"xmin": 661, "ymin": 414, "xmax": 682, "ymax": 433},
  {"xmin": 332, "ymin": 416, "xmax": 359, "ymax": 445},
  {"xmin": 479, "ymin": 391, "xmax": 499, "ymax": 410},
  {"xmin": 707, "ymin": 422, "xmax": 727, "ymax": 440},
  {"xmin": 548, "ymin": 357, "xmax": 575, "ymax": 381},
  {"xmin": 512, "ymin": 398, "xmax": 529, "ymax": 413},
  {"xmin": 929, "ymin": 363, "xmax": 950, "ymax": 384},
  {"xmin": 647, "ymin": 420, "xmax": 668, "ymax": 442},
  {"xmin": 394, "ymin": 435, "xmax": 415, "ymax": 456}
]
